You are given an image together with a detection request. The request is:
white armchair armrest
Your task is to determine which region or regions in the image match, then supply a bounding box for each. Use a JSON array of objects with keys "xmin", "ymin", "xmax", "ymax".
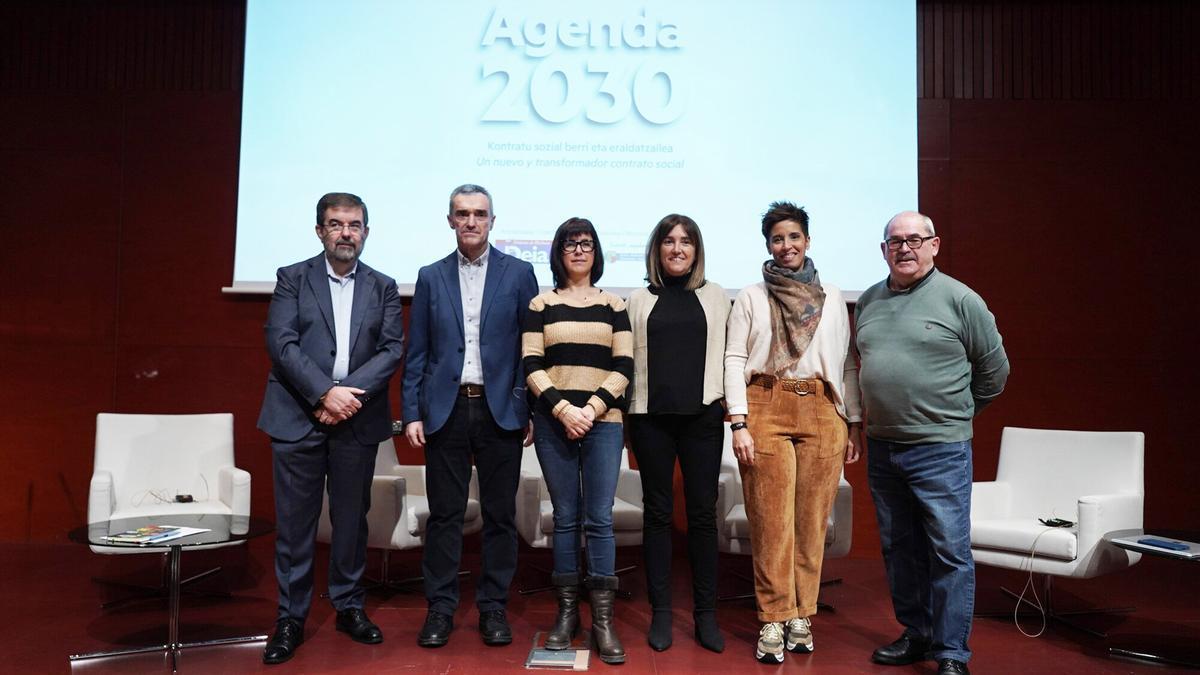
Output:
[
  {"xmin": 217, "ymin": 465, "xmax": 252, "ymax": 516},
  {"xmin": 88, "ymin": 470, "xmax": 115, "ymax": 522},
  {"xmin": 395, "ymin": 465, "xmax": 426, "ymax": 497},
  {"xmin": 364, "ymin": 473, "xmax": 405, "ymax": 549},
  {"xmin": 615, "ymin": 467, "xmax": 642, "ymax": 506},
  {"xmin": 970, "ymin": 480, "xmax": 1011, "ymax": 520},
  {"xmin": 517, "ymin": 473, "xmax": 544, "ymax": 543},
  {"xmin": 716, "ymin": 472, "xmax": 738, "ymax": 520},
  {"xmin": 1077, "ymin": 492, "xmax": 1143, "ymax": 546}
]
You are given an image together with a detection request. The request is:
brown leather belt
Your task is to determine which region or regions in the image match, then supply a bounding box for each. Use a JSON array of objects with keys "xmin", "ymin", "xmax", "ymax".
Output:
[
  {"xmin": 748, "ymin": 374, "xmax": 824, "ymax": 396},
  {"xmin": 458, "ymin": 384, "xmax": 485, "ymax": 398}
]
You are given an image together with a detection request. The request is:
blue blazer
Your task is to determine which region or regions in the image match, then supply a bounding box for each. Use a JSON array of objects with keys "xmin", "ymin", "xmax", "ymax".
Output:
[
  {"xmin": 257, "ymin": 254, "xmax": 405, "ymax": 444},
  {"xmin": 402, "ymin": 246, "xmax": 539, "ymax": 434}
]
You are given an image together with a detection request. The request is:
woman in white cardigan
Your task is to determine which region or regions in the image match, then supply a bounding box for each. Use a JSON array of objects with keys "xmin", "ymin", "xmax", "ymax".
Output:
[
  {"xmin": 626, "ymin": 214, "xmax": 730, "ymax": 653},
  {"xmin": 724, "ymin": 201, "xmax": 862, "ymax": 664}
]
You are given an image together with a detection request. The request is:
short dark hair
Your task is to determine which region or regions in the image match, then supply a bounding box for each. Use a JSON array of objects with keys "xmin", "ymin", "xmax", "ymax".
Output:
[
  {"xmin": 645, "ymin": 213, "xmax": 706, "ymax": 290},
  {"xmin": 549, "ymin": 217, "xmax": 604, "ymax": 289},
  {"xmin": 316, "ymin": 192, "xmax": 368, "ymax": 226},
  {"xmin": 761, "ymin": 201, "xmax": 809, "ymax": 242},
  {"xmin": 448, "ymin": 184, "xmax": 493, "ymax": 215}
]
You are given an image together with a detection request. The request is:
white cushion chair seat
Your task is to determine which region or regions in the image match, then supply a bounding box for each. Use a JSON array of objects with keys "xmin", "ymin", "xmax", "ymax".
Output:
[
  {"xmin": 88, "ymin": 413, "xmax": 251, "ymax": 555},
  {"xmin": 716, "ymin": 430, "xmax": 852, "ymax": 559},
  {"xmin": 318, "ymin": 438, "xmax": 483, "ymax": 559},
  {"xmin": 517, "ymin": 444, "xmax": 644, "ymax": 550},
  {"xmin": 969, "ymin": 426, "xmax": 1144, "ymax": 635},
  {"xmin": 971, "ymin": 519, "xmax": 1078, "ymax": 561}
]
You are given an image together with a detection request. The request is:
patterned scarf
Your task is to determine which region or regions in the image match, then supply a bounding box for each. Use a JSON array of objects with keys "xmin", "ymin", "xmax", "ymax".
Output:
[{"xmin": 762, "ymin": 257, "xmax": 825, "ymax": 375}]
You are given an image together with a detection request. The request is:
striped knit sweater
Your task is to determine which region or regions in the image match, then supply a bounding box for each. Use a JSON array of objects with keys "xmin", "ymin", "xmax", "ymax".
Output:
[{"xmin": 522, "ymin": 289, "xmax": 634, "ymax": 423}]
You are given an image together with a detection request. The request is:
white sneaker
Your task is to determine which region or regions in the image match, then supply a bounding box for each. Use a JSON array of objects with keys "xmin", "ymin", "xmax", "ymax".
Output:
[
  {"xmin": 785, "ymin": 616, "xmax": 813, "ymax": 653},
  {"xmin": 756, "ymin": 622, "xmax": 785, "ymax": 664}
]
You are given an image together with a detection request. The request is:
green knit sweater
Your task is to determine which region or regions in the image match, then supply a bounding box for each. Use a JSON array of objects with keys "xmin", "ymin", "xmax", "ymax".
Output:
[{"xmin": 855, "ymin": 268, "xmax": 1009, "ymax": 444}]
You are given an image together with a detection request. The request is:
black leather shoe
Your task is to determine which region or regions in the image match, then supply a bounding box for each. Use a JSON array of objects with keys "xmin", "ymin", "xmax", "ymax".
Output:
[
  {"xmin": 263, "ymin": 618, "xmax": 304, "ymax": 664},
  {"xmin": 938, "ymin": 658, "xmax": 970, "ymax": 675},
  {"xmin": 335, "ymin": 607, "xmax": 383, "ymax": 644},
  {"xmin": 871, "ymin": 633, "xmax": 929, "ymax": 665},
  {"xmin": 418, "ymin": 610, "xmax": 454, "ymax": 648},
  {"xmin": 479, "ymin": 609, "xmax": 513, "ymax": 646}
]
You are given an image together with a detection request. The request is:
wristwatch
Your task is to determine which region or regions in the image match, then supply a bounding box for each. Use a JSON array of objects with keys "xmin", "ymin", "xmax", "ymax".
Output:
[{"xmin": 730, "ymin": 421, "xmax": 748, "ymax": 431}]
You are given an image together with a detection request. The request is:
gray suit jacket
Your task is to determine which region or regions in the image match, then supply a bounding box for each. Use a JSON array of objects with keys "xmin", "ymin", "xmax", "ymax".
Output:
[{"xmin": 257, "ymin": 253, "xmax": 405, "ymax": 444}]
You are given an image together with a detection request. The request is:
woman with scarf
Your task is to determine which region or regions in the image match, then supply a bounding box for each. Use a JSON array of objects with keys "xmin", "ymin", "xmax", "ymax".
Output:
[{"xmin": 723, "ymin": 201, "xmax": 862, "ymax": 665}]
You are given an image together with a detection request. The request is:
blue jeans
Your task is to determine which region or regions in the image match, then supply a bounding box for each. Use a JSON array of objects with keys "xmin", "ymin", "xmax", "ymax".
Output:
[
  {"xmin": 533, "ymin": 412, "xmax": 624, "ymax": 577},
  {"xmin": 867, "ymin": 438, "xmax": 974, "ymax": 663}
]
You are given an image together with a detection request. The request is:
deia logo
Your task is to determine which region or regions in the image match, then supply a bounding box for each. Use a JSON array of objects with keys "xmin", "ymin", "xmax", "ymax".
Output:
[{"xmin": 497, "ymin": 240, "xmax": 553, "ymax": 264}]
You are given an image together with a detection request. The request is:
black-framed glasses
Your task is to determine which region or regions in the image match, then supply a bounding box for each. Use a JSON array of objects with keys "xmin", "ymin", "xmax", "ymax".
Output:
[
  {"xmin": 561, "ymin": 239, "xmax": 595, "ymax": 253},
  {"xmin": 884, "ymin": 235, "xmax": 936, "ymax": 251}
]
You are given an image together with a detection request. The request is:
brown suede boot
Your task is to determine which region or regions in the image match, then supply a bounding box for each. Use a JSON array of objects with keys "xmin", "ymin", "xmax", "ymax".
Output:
[
  {"xmin": 545, "ymin": 573, "xmax": 580, "ymax": 650},
  {"xmin": 588, "ymin": 575, "xmax": 625, "ymax": 664}
]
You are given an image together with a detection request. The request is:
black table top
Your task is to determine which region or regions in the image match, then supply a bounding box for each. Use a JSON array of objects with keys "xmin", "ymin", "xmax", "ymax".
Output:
[{"xmin": 69, "ymin": 513, "xmax": 273, "ymax": 549}]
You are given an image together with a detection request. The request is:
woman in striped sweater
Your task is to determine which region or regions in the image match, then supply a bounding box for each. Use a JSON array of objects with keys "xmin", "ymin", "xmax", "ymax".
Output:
[{"xmin": 522, "ymin": 217, "xmax": 634, "ymax": 665}]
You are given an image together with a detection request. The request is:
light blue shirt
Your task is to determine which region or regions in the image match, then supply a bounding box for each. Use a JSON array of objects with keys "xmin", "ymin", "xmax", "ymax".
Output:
[{"xmin": 325, "ymin": 257, "xmax": 358, "ymax": 381}]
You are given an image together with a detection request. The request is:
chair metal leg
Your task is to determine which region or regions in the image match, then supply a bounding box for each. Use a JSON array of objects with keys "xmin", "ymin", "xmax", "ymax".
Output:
[
  {"xmin": 519, "ymin": 563, "xmax": 636, "ymax": 598},
  {"xmin": 73, "ymin": 545, "xmax": 267, "ymax": 671},
  {"xmin": 95, "ymin": 555, "xmax": 228, "ymax": 609},
  {"xmin": 720, "ymin": 569, "xmax": 841, "ymax": 612},
  {"xmin": 816, "ymin": 576, "xmax": 843, "ymax": 613},
  {"xmin": 322, "ymin": 550, "xmax": 470, "ymax": 597},
  {"xmin": 976, "ymin": 575, "xmax": 1134, "ymax": 638}
]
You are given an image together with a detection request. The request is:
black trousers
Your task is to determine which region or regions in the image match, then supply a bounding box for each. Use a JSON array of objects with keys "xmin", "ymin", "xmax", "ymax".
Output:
[
  {"xmin": 422, "ymin": 394, "xmax": 523, "ymax": 615},
  {"xmin": 271, "ymin": 427, "xmax": 376, "ymax": 623},
  {"xmin": 627, "ymin": 401, "xmax": 724, "ymax": 612}
]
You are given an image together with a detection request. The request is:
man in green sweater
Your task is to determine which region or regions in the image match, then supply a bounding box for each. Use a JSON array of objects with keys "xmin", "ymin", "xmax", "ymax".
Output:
[{"xmin": 855, "ymin": 211, "xmax": 1009, "ymax": 675}]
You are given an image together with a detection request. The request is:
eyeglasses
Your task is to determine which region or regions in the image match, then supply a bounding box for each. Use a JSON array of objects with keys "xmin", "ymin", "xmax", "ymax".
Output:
[
  {"xmin": 324, "ymin": 222, "xmax": 364, "ymax": 234},
  {"xmin": 452, "ymin": 209, "xmax": 491, "ymax": 223},
  {"xmin": 884, "ymin": 235, "xmax": 936, "ymax": 251},
  {"xmin": 561, "ymin": 239, "xmax": 595, "ymax": 253}
]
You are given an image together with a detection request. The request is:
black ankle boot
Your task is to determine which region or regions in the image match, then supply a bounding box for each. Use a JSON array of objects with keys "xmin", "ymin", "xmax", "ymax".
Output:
[
  {"xmin": 545, "ymin": 573, "xmax": 580, "ymax": 650},
  {"xmin": 587, "ymin": 575, "xmax": 625, "ymax": 664},
  {"xmin": 648, "ymin": 609, "xmax": 672, "ymax": 651},
  {"xmin": 693, "ymin": 609, "xmax": 724, "ymax": 653}
]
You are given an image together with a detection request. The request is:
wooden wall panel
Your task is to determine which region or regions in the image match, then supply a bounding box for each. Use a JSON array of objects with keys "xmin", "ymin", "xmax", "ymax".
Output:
[
  {"xmin": 917, "ymin": 1, "xmax": 1199, "ymax": 101},
  {"xmin": 2, "ymin": 1, "xmax": 1198, "ymax": 550}
]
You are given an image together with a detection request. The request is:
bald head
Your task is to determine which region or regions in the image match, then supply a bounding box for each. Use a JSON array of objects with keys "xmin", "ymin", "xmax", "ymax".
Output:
[
  {"xmin": 884, "ymin": 211, "xmax": 935, "ymax": 240},
  {"xmin": 881, "ymin": 210, "xmax": 940, "ymax": 290}
]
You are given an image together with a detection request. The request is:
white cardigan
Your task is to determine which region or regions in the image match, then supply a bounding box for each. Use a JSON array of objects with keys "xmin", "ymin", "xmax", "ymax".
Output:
[
  {"xmin": 723, "ymin": 282, "xmax": 862, "ymax": 422},
  {"xmin": 626, "ymin": 281, "xmax": 731, "ymax": 415}
]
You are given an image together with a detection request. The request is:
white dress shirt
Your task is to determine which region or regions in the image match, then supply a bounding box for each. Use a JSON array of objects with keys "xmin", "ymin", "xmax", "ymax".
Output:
[
  {"xmin": 325, "ymin": 258, "xmax": 357, "ymax": 381},
  {"xmin": 458, "ymin": 247, "xmax": 488, "ymax": 386}
]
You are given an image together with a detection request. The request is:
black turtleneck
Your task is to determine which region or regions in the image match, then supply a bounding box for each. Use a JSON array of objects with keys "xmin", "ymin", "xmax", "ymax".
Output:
[{"xmin": 645, "ymin": 274, "xmax": 707, "ymax": 414}]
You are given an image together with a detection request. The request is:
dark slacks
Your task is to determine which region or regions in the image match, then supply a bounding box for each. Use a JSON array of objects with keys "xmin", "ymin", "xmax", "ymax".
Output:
[
  {"xmin": 627, "ymin": 401, "xmax": 724, "ymax": 612},
  {"xmin": 422, "ymin": 394, "xmax": 523, "ymax": 615},
  {"xmin": 271, "ymin": 427, "xmax": 377, "ymax": 623}
]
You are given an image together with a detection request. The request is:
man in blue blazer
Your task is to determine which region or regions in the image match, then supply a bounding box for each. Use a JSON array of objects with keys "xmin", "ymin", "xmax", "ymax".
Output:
[
  {"xmin": 403, "ymin": 184, "xmax": 539, "ymax": 648},
  {"xmin": 257, "ymin": 192, "xmax": 404, "ymax": 664}
]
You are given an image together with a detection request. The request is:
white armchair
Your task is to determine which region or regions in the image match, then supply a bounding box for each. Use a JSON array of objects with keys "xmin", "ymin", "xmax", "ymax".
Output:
[
  {"xmin": 516, "ymin": 444, "xmax": 643, "ymax": 550},
  {"xmin": 87, "ymin": 413, "xmax": 251, "ymax": 555},
  {"xmin": 515, "ymin": 443, "xmax": 643, "ymax": 593},
  {"xmin": 716, "ymin": 430, "xmax": 852, "ymax": 606},
  {"xmin": 317, "ymin": 437, "xmax": 482, "ymax": 591},
  {"xmin": 970, "ymin": 426, "xmax": 1144, "ymax": 634}
]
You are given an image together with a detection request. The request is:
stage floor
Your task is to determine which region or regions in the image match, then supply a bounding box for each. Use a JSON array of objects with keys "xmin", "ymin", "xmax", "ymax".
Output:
[{"xmin": 4, "ymin": 535, "xmax": 1197, "ymax": 673}]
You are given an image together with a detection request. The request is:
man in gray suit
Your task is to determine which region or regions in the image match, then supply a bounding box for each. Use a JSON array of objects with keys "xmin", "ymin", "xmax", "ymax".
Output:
[{"xmin": 257, "ymin": 192, "xmax": 404, "ymax": 664}]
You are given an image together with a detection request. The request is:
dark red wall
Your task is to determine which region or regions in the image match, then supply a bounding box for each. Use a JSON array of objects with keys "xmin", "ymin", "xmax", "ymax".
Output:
[{"xmin": 2, "ymin": 1, "xmax": 1197, "ymax": 549}]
